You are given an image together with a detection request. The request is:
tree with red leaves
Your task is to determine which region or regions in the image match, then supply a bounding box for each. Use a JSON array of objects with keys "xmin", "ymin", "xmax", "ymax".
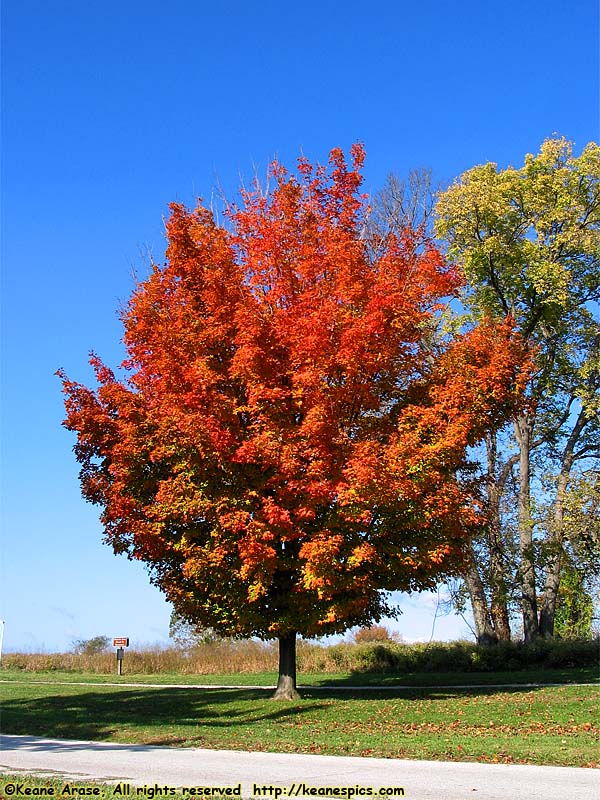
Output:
[{"xmin": 59, "ymin": 146, "xmax": 529, "ymax": 699}]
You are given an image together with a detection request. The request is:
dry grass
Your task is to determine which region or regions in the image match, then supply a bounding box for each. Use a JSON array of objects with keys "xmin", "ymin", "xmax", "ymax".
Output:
[
  {"xmin": 2, "ymin": 641, "xmax": 278, "ymax": 675},
  {"xmin": 2, "ymin": 636, "xmax": 598, "ymax": 677},
  {"xmin": 1, "ymin": 640, "xmax": 361, "ymax": 675}
]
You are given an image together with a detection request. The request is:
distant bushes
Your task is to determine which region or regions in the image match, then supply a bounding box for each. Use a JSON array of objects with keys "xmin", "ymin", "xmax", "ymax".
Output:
[
  {"xmin": 352, "ymin": 625, "xmax": 403, "ymax": 644},
  {"xmin": 306, "ymin": 637, "xmax": 599, "ymax": 674},
  {"xmin": 3, "ymin": 636, "xmax": 597, "ymax": 675},
  {"xmin": 296, "ymin": 637, "xmax": 598, "ymax": 674},
  {"xmin": 71, "ymin": 636, "xmax": 111, "ymax": 655}
]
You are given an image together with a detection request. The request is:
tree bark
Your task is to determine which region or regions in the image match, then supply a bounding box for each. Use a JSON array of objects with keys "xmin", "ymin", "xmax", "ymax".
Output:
[
  {"xmin": 464, "ymin": 561, "xmax": 498, "ymax": 645},
  {"xmin": 538, "ymin": 472, "xmax": 569, "ymax": 638},
  {"xmin": 514, "ymin": 414, "xmax": 538, "ymax": 642},
  {"xmin": 489, "ymin": 552, "xmax": 512, "ymax": 641},
  {"xmin": 272, "ymin": 630, "xmax": 300, "ymax": 700},
  {"xmin": 538, "ymin": 407, "xmax": 589, "ymax": 637},
  {"xmin": 486, "ymin": 433, "xmax": 514, "ymax": 641},
  {"xmin": 487, "ymin": 493, "xmax": 512, "ymax": 641},
  {"xmin": 464, "ymin": 434, "xmax": 514, "ymax": 644}
]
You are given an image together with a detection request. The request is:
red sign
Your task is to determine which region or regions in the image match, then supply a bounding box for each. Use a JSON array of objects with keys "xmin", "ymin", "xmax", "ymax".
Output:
[{"xmin": 113, "ymin": 637, "xmax": 129, "ymax": 647}]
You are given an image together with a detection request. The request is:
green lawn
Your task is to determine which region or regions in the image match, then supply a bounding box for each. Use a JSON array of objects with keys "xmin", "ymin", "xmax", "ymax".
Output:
[
  {"xmin": 1, "ymin": 665, "xmax": 597, "ymax": 686},
  {"xmin": 1, "ymin": 675, "xmax": 598, "ymax": 768}
]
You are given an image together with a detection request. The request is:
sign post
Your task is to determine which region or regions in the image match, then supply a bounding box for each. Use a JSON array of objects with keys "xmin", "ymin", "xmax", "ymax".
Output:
[{"xmin": 113, "ymin": 638, "xmax": 129, "ymax": 675}]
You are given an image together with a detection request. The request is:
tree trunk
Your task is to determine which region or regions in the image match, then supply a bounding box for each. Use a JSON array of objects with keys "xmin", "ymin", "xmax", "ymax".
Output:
[
  {"xmin": 514, "ymin": 415, "xmax": 538, "ymax": 642},
  {"xmin": 538, "ymin": 554, "xmax": 562, "ymax": 638},
  {"xmin": 538, "ymin": 408, "xmax": 589, "ymax": 638},
  {"xmin": 538, "ymin": 474, "xmax": 568, "ymax": 638},
  {"xmin": 272, "ymin": 630, "xmax": 300, "ymax": 700},
  {"xmin": 485, "ymin": 433, "xmax": 512, "ymax": 641},
  {"xmin": 489, "ymin": 562, "xmax": 512, "ymax": 641},
  {"xmin": 488, "ymin": 497, "xmax": 512, "ymax": 642},
  {"xmin": 464, "ymin": 434, "xmax": 513, "ymax": 644},
  {"xmin": 464, "ymin": 562, "xmax": 498, "ymax": 645}
]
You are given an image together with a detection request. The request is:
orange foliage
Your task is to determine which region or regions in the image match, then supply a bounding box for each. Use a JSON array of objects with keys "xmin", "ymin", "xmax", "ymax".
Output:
[{"xmin": 59, "ymin": 146, "xmax": 530, "ymax": 639}]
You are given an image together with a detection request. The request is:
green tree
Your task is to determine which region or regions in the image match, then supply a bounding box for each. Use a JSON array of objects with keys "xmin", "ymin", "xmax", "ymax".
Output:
[
  {"xmin": 561, "ymin": 469, "xmax": 600, "ymax": 567},
  {"xmin": 534, "ymin": 468, "xmax": 599, "ymax": 640},
  {"xmin": 71, "ymin": 635, "xmax": 110, "ymax": 655},
  {"xmin": 435, "ymin": 137, "xmax": 600, "ymax": 642},
  {"xmin": 554, "ymin": 561, "xmax": 595, "ymax": 639}
]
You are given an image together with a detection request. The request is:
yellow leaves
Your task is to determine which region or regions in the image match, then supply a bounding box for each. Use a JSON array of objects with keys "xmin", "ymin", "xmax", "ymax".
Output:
[
  {"xmin": 526, "ymin": 253, "xmax": 571, "ymax": 306},
  {"xmin": 299, "ymin": 533, "xmax": 344, "ymax": 591},
  {"xmin": 436, "ymin": 136, "xmax": 600, "ymax": 327},
  {"xmin": 322, "ymin": 607, "xmax": 340, "ymax": 624},
  {"xmin": 247, "ymin": 581, "xmax": 268, "ymax": 602},
  {"xmin": 347, "ymin": 542, "xmax": 378, "ymax": 569}
]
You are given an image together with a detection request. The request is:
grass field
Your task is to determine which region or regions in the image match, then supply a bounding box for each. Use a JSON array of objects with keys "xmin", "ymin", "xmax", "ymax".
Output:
[
  {"xmin": 1, "ymin": 672, "xmax": 598, "ymax": 768},
  {"xmin": 0, "ymin": 664, "xmax": 598, "ymax": 686}
]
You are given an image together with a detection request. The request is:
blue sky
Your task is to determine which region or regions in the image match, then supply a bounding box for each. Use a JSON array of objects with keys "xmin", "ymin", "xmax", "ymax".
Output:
[{"xmin": 2, "ymin": 0, "xmax": 598, "ymax": 653}]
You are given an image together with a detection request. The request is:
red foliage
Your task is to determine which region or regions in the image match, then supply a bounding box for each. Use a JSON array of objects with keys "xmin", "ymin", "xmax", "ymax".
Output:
[{"xmin": 59, "ymin": 146, "xmax": 530, "ymax": 639}]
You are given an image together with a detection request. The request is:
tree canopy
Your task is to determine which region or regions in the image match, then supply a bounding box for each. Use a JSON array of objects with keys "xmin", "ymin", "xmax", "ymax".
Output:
[
  {"xmin": 60, "ymin": 146, "xmax": 529, "ymax": 696},
  {"xmin": 435, "ymin": 137, "xmax": 600, "ymax": 642}
]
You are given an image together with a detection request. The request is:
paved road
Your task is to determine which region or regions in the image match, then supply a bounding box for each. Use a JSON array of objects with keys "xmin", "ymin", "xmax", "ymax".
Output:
[{"xmin": 1, "ymin": 735, "xmax": 598, "ymax": 800}]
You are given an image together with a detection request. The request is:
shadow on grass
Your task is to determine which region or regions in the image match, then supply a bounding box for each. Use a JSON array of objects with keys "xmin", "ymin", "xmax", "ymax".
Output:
[
  {"xmin": 305, "ymin": 665, "xmax": 599, "ymax": 689},
  {"xmin": 0, "ymin": 687, "xmax": 326, "ymax": 745},
  {"xmin": 304, "ymin": 685, "xmax": 572, "ymax": 705},
  {"xmin": 3, "ymin": 678, "xmax": 581, "ymax": 749}
]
